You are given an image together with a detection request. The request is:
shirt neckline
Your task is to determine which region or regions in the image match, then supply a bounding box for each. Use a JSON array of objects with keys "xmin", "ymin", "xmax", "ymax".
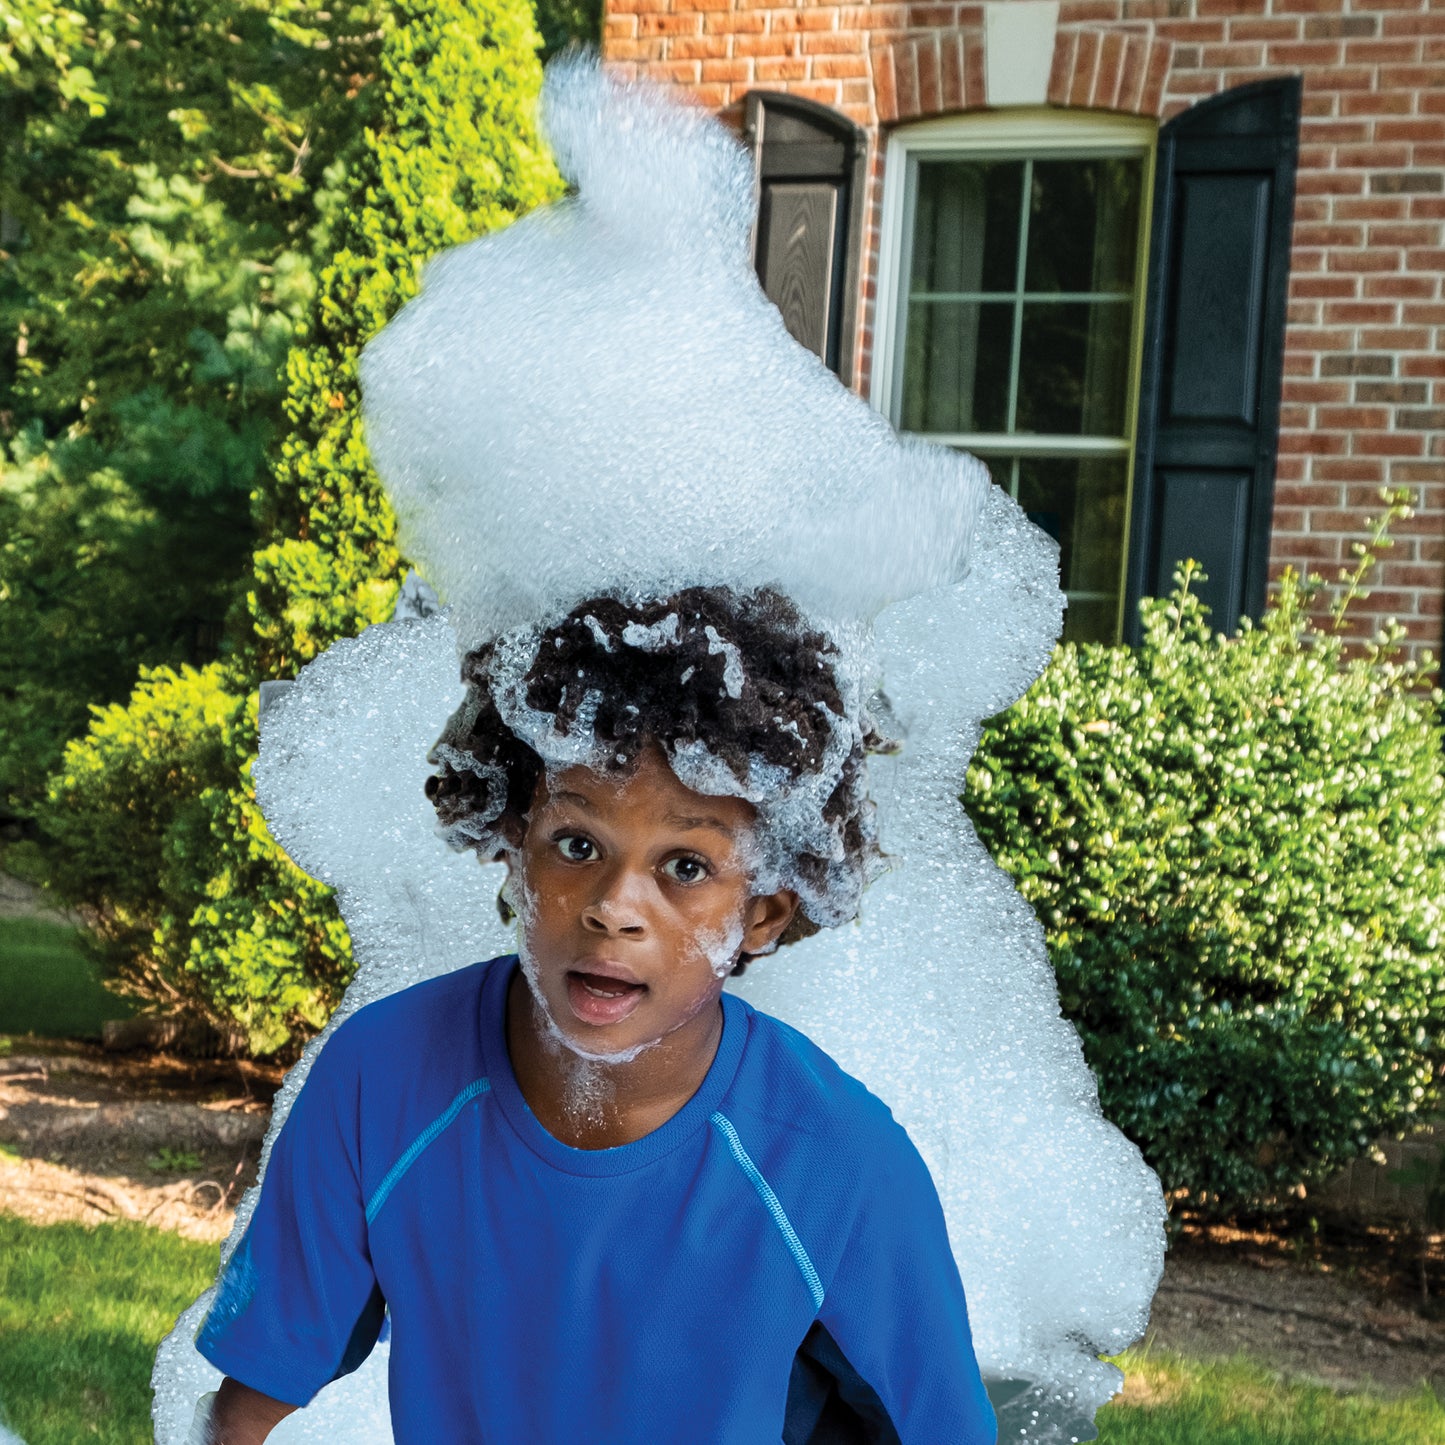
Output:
[{"xmin": 479, "ymin": 954, "xmax": 749, "ymax": 1177}]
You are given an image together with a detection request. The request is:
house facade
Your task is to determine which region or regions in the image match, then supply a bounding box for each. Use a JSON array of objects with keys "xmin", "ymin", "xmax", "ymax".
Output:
[{"xmin": 601, "ymin": 0, "xmax": 1444, "ymax": 664}]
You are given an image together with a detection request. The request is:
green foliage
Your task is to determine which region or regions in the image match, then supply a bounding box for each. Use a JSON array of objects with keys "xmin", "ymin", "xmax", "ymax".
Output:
[
  {"xmin": 0, "ymin": 0, "xmax": 384, "ymax": 835},
  {"xmin": 967, "ymin": 491, "xmax": 1445, "ymax": 1214},
  {"xmin": 146, "ymin": 1146, "xmax": 204, "ymax": 1173},
  {"xmin": 42, "ymin": 663, "xmax": 347, "ymax": 1051},
  {"xmin": 44, "ymin": 0, "xmax": 561, "ymax": 1054},
  {"xmin": 0, "ymin": 1216, "xmax": 218, "ymax": 1445}
]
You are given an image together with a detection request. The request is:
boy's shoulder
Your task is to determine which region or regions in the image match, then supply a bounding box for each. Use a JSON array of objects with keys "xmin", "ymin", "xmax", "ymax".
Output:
[
  {"xmin": 322, "ymin": 957, "xmax": 497, "ymax": 1061},
  {"xmin": 726, "ymin": 994, "xmax": 917, "ymax": 1166},
  {"xmin": 300, "ymin": 957, "xmax": 501, "ymax": 1120}
]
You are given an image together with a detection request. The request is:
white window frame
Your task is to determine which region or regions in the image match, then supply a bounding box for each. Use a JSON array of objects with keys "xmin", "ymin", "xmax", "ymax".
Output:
[{"xmin": 870, "ymin": 108, "xmax": 1158, "ymax": 642}]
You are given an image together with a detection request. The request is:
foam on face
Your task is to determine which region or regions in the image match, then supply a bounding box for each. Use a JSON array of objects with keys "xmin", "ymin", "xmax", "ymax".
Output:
[{"xmin": 149, "ymin": 54, "xmax": 1167, "ymax": 1445}]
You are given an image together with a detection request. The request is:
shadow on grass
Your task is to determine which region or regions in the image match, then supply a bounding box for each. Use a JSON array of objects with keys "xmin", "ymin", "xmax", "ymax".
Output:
[
  {"xmin": 0, "ymin": 1217, "xmax": 216, "ymax": 1445},
  {"xmin": 0, "ymin": 918, "xmax": 133, "ymax": 1041}
]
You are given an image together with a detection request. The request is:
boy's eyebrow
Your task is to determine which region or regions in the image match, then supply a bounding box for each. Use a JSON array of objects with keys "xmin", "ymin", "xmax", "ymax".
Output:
[{"xmin": 662, "ymin": 811, "xmax": 738, "ymax": 836}]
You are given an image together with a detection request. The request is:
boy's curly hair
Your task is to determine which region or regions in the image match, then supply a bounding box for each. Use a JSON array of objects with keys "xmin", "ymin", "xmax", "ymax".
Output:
[{"xmin": 425, "ymin": 585, "xmax": 891, "ymax": 960}]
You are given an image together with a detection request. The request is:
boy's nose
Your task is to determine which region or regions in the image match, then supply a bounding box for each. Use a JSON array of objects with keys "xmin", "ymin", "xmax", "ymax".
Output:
[{"xmin": 581, "ymin": 874, "xmax": 648, "ymax": 938}]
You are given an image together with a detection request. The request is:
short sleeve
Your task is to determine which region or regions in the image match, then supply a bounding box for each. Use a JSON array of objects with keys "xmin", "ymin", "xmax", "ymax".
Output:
[
  {"xmin": 813, "ymin": 1131, "xmax": 997, "ymax": 1445},
  {"xmin": 195, "ymin": 1024, "xmax": 386, "ymax": 1407}
]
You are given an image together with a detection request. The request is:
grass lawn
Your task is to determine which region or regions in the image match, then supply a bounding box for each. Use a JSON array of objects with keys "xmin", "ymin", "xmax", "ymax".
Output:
[
  {"xmin": 1096, "ymin": 1343, "xmax": 1444, "ymax": 1444},
  {"xmin": 0, "ymin": 917, "xmax": 133, "ymax": 1041},
  {"xmin": 0, "ymin": 1217, "xmax": 217, "ymax": 1445},
  {"xmin": 0, "ymin": 1216, "xmax": 1441, "ymax": 1445}
]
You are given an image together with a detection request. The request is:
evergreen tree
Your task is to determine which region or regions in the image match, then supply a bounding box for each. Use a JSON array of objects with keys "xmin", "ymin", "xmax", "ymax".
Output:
[{"xmin": 44, "ymin": 0, "xmax": 561, "ymax": 1052}]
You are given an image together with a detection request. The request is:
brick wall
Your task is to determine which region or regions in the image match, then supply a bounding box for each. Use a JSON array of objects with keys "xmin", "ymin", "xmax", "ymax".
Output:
[{"xmin": 602, "ymin": 0, "xmax": 1445, "ymax": 668}]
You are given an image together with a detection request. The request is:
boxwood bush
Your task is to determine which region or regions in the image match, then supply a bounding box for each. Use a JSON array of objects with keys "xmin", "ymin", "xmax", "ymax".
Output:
[{"xmin": 965, "ymin": 494, "xmax": 1445, "ymax": 1214}]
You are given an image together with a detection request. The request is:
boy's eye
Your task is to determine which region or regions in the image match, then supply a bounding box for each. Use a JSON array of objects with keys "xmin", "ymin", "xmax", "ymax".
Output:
[
  {"xmin": 555, "ymin": 834, "xmax": 598, "ymax": 862},
  {"xmin": 662, "ymin": 855, "xmax": 709, "ymax": 885}
]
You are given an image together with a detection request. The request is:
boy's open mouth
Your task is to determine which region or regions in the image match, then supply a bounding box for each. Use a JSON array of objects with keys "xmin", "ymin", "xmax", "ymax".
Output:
[{"xmin": 565, "ymin": 970, "xmax": 648, "ymax": 1026}]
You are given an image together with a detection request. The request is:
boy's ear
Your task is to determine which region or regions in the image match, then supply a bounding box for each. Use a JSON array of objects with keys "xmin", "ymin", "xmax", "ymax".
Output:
[{"xmin": 742, "ymin": 889, "xmax": 800, "ymax": 956}]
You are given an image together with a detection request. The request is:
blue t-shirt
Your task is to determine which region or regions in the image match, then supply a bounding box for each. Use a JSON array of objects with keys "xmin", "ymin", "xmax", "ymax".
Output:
[{"xmin": 197, "ymin": 955, "xmax": 997, "ymax": 1444}]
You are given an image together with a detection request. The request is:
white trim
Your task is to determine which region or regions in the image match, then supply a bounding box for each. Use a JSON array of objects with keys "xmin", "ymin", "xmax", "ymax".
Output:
[{"xmin": 870, "ymin": 108, "xmax": 1155, "ymax": 427}]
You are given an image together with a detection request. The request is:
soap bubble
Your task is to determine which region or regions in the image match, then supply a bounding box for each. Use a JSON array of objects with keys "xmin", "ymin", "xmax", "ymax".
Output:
[{"xmin": 152, "ymin": 52, "xmax": 1165, "ymax": 1444}]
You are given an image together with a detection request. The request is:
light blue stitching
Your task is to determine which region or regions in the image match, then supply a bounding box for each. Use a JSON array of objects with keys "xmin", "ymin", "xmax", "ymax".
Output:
[
  {"xmin": 711, "ymin": 1111, "xmax": 825, "ymax": 1310},
  {"xmin": 365, "ymin": 1078, "xmax": 490, "ymax": 1225}
]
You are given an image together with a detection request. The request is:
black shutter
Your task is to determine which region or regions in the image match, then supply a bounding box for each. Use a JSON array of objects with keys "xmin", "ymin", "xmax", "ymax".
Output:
[
  {"xmin": 1123, "ymin": 77, "xmax": 1301, "ymax": 643},
  {"xmin": 745, "ymin": 92, "xmax": 867, "ymax": 385}
]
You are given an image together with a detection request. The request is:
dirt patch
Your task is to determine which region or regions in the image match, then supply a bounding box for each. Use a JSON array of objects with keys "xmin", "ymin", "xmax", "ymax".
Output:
[
  {"xmin": 0, "ymin": 1042, "xmax": 281, "ymax": 1243},
  {"xmin": 1142, "ymin": 1208, "xmax": 1445, "ymax": 1399}
]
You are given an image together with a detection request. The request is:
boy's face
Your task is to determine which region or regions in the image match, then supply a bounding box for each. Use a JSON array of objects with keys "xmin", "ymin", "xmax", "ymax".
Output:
[{"xmin": 511, "ymin": 743, "xmax": 797, "ymax": 1059}]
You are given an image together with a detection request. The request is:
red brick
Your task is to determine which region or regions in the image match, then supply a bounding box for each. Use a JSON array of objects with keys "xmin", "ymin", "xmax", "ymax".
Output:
[
  {"xmin": 755, "ymin": 55, "xmax": 808, "ymax": 80},
  {"xmin": 1295, "ymin": 223, "xmax": 1366, "ymax": 247},
  {"xmin": 1283, "ymin": 380, "xmax": 1352, "ymax": 403},
  {"xmin": 704, "ymin": 9, "xmax": 763, "ymax": 31},
  {"xmin": 874, "ymin": 43, "xmax": 898, "ymax": 121},
  {"xmin": 1357, "ymin": 430, "xmax": 1428, "ymax": 456},
  {"xmin": 736, "ymin": 33, "xmax": 795, "ymax": 56},
  {"xmin": 1381, "ymin": 65, "xmax": 1444, "ymax": 89},
  {"xmin": 1335, "ymin": 144, "xmax": 1413, "ymax": 170},
  {"xmin": 1364, "ymin": 275, "xmax": 1440, "ymax": 299},
  {"xmin": 1267, "ymin": 39, "xmax": 1344, "ymax": 66},
  {"xmin": 1300, "ymin": 120, "xmax": 1371, "ymax": 143},
  {"xmin": 671, "ymin": 34, "xmax": 729, "ymax": 58},
  {"xmin": 1317, "ymin": 405, "xmax": 1393, "ymax": 430},
  {"xmin": 964, "ymin": 30, "xmax": 986, "ymax": 105},
  {"xmin": 1230, "ymin": 18, "xmax": 1302, "ymax": 42},
  {"xmin": 1367, "ymin": 222, "xmax": 1440, "ymax": 246},
  {"xmin": 1293, "ymin": 276, "xmax": 1359, "ymax": 299},
  {"xmin": 895, "ymin": 38, "xmax": 919, "ymax": 116},
  {"xmin": 1333, "ymin": 197, "xmax": 1409, "ymax": 221},
  {"xmin": 1406, "ymin": 246, "xmax": 1445, "ymax": 269},
  {"xmin": 1070, "ymin": 29, "xmax": 1102, "ymax": 108},
  {"xmin": 801, "ymin": 31, "xmax": 853, "ymax": 54},
  {"xmin": 915, "ymin": 33, "xmax": 941, "ymax": 113},
  {"xmin": 1094, "ymin": 29, "xmax": 1128, "ymax": 109},
  {"xmin": 604, "ymin": 15, "xmax": 637, "ymax": 39},
  {"xmin": 1281, "ymin": 428, "xmax": 1350, "ymax": 455},
  {"xmin": 1202, "ymin": 42, "xmax": 1267, "ymax": 68},
  {"xmin": 800, "ymin": 8, "xmax": 840, "ymax": 29},
  {"xmin": 1361, "ymin": 326, "xmax": 1433, "ymax": 348},
  {"xmin": 1296, "ymin": 170, "xmax": 1369, "ymax": 197},
  {"xmin": 700, "ymin": 56, "xmax": 749, "ymax": 80},
  {"xmin": 789, "ymin": 79, "xmax": 843, "ymax": 104},
  {"xmin": 1402, "ymin": 355, "xmax": 1445, "ymax": 378},
  {"xmin": 637, "ymin": 14, "xmax": 703, "ymax": 37},
  {"xmin": 1325, "ymin": 250, "xmax": 1408, "ymax": 275},
  {"xmin": 1338, "ymin": 86, "xmax": 1410, "ymax": 112},
  {"xmin": 1378, "ymin": 118, "xmax": 1445, "ymax": 143},
  {"xmin": 940, "ymin": 29, "xmax": 963, "ymax": 110},
  {"xmin": 1342, "ymin": 38, "xmax": 1422, "ymax": 63},
  {"xmin": 1315, "ymin": 457, "xmax": 1388, "ymax": 481},
  {"xmin": 814, "ymin": 53, "xmax": 868, "ymax": 79}
]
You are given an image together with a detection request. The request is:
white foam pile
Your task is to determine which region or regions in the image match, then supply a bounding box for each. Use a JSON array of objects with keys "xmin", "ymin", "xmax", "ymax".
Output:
[{"xmin": 152, "ymin": 52, "xmax": 1165, "ymax": 1445}]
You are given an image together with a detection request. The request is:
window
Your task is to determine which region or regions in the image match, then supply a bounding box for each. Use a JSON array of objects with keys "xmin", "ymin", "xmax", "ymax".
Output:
[{"xmin": 873, "ymin": 112, "xmax": 1155, "ymax": 644}]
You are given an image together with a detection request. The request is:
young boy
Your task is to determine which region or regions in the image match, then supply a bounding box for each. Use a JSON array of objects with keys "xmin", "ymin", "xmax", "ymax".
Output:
[{"xmin": 194, "ymin": 585, "xmax": 998, "ymax": 1444}]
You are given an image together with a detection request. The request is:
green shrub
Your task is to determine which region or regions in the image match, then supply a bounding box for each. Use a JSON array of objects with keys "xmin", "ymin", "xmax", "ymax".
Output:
[
  {"xmin": 43, "ymin": 0, "xmax": 561, "ymax": 1054},
  {"xmin": 966, "ymin": 492, "xmax": 1445, "ymax": 1213}
]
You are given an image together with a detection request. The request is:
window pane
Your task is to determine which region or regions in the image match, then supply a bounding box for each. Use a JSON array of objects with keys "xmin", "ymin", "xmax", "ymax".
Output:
[
  {"xmin": 1017, "ymin": 454, "xmax": 1129, "ymax": 643},
  {"xmin": 1025, "ymin": 158, "xmax": 1142, "ymax": 295},
  {"xmin": 901, "ymin": 300, "xmax": 1012, "ymax": 433},
  {"xmin": 910, "ymin": 160, "xmax": 1023, "ymax": 295},
  {"xmin": 1015, "ymin": 301, "xmax": 1132, "ymax": 436}
]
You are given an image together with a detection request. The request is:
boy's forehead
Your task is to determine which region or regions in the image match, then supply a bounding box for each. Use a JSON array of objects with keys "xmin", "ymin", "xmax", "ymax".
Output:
[{"xmin": 537, "ymin": 749, "xmax": 756, "ymax": 831}]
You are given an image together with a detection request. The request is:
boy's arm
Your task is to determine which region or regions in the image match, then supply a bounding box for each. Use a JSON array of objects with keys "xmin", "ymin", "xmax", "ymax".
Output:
[
  {"xmin": 813, "ymin": 1131, "xmax": 997, "ymax": 1445},
  {"xmin": 191, "ymin": 1379, "xmax": 297, "ymax": 1444},
  {"xmin": 194, "ymin": 1019, "xmax": 387, "ymax": 1409}
]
